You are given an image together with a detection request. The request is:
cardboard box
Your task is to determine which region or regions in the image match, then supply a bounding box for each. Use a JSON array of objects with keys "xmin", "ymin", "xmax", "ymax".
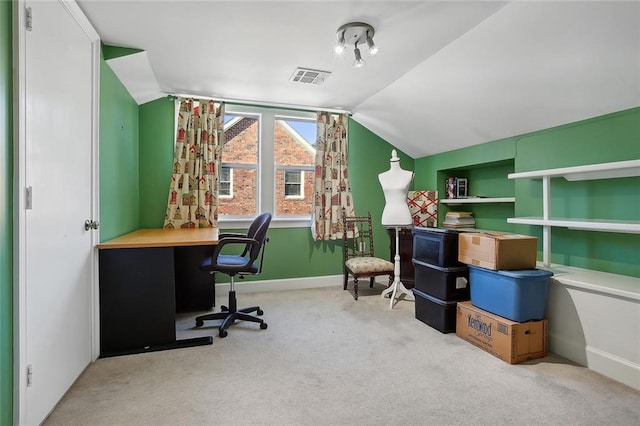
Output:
[
  {"xmin": 458, "ymin": 232, "xmax": 537, "ymax": 270},
  {"xmin": 456, "ymin": 301, "xmax": 548, "ymax": 364}
]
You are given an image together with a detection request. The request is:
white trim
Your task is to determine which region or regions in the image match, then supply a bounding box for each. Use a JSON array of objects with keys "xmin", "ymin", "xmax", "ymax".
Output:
[
  {"xmin": 218, "ymin": 217, "xmax": 312, "ymax": 229},
  {"xmin": 14, "ymin": 3, "xmax": 28, "ymax": 421},
  {"xmin": 439, "ymin": 197, "xmax": 515, "ymax": 204},
  {"xmin": 169, "ymin": 92, "xmax": 351, "ymax": 115},
  {"xmin": 283, "ymin": 169, "xmax": 304, "ymax": 198},
  {"xmin": 214, "ymin": 275, "xmax": 343, "ymax": 294},
  {"xmin": 548, "ymin": 333, "xmax": 640, "ymax": 392},
  {"xmin": 89, "ymin": 21, "xmax": 101, "ymax": 364},
  {"xmin": 218, "ymin": 166, "xmax": 233, "ymax": 198}
]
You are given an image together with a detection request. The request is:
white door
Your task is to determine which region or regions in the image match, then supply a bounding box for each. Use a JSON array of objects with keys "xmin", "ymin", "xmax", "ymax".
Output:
[{"xmin": 17, "ymin": 1, "xmax": 99, "ymax": 424}]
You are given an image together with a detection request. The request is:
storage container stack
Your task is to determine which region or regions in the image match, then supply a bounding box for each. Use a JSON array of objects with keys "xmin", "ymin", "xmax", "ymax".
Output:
[
  {"xmin": 411, "ymin": 227, "xmax": 470, "ymax": 333},
  {"xmin": 442, "ymin": 211, "xmax": 476, "ymax": 229},
  {"xmin": 455, "ymin": 232, "xmax": 554, "ymax": 364}
]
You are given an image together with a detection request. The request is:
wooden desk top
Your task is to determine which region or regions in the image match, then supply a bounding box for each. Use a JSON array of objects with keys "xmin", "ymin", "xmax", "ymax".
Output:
[{"xmin": 96, "ymin": 228, "xmax": 219, "ymax": 249}]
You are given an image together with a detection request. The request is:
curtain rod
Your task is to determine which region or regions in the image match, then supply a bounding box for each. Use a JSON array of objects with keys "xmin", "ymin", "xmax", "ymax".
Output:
[{"xmin": 164, "ymin": 92, "xmax": 352, "ymax": 115}]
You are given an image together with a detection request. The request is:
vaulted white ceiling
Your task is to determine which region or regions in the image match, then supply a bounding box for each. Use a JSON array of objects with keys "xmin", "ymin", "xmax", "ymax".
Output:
[{"xmin": 77, "ymin": 0, "xmax": 640, "ymax": 158}]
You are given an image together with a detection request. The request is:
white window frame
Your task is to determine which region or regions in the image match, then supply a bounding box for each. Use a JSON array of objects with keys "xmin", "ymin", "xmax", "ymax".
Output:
[
  {"xmin": 283, "ymin": 169, "xmax": 305, "ymax": 199},
  {"xmin": 219, "ymin": 104, "xmax": 315, "ymax": 229},
  {"xmin": 218, "ymin": 166, "xmax": 233, "ymax": 198}
]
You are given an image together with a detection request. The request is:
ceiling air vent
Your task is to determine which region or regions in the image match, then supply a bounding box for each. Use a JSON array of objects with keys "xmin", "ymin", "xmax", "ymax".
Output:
[{"xmin": 290, "ymin": 67, "xmax": 331, "ymax": 85}]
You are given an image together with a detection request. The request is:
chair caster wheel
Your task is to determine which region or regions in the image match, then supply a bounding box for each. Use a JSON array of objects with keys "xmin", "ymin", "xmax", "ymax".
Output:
[
  {"xmin": 257, "ymin": 309, "xmax": 264, "ymax": 316},
  {"xmin": 221, "ymin": 305, "xmax": 229, "ymax": 312},
  {"xmin": 195, "ymin": 319, "xmax": 203, "ymax": 327},
  {"xmin": 219, "ymin": 329, "xmax": 228, "ymax": 338},
  {"xmin": 260, "ymin": 322, "xmax": 268, "ymax": 330}
]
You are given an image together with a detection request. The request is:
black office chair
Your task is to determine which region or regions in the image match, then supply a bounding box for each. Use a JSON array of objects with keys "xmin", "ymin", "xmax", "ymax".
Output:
[{"xmin": 195, "ymin": 212, "xmax": 271, "ymax": 337}]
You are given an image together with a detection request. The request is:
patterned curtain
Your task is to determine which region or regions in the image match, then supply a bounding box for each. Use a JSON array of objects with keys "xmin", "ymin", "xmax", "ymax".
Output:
[
  {"xmin": 312, "ymin": 111, "xmax": 354, "ymax": 240},
  {"xmin": 163, "ymin": 98, "xmax": 225, "ymax": 229}
]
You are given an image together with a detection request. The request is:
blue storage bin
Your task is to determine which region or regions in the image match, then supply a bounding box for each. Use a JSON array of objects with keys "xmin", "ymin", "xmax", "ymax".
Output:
[{"xmin": 469, "ymin": 266, "xmax": 553, "ymax": 322}]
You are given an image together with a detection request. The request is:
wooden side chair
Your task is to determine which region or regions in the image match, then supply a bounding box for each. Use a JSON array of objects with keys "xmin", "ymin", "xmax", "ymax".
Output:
[{"xmin": 342, "ymin": 212, "xmax": 395, "ymax": 300}]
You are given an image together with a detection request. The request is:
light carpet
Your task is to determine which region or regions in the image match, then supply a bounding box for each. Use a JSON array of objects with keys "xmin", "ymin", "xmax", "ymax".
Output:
[{"xmin": 44, "ymin": 285, "xmax": 640, "ymax": 425}]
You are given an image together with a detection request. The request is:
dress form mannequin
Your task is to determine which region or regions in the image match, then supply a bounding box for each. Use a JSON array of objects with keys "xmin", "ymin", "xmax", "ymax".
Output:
[{"xmin": 378, "ymin": 150, "xmax": 414, "ymax": 308}]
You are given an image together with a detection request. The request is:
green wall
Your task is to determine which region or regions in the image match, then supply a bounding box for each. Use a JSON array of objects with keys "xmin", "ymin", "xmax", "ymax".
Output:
[
  {"xmin": 139, "ymin": 98, "xmax": 175, "ymax": 228},
  {"xmin": 414, "ymin": 108, "xmax": 640, "ymax": 278},
  {"xmin": 99, "ymin": 48, "xmax": 140, "ymax": 242},
  {"xmin": 0, "ymin": 0, "xmax": 12, "ymax": 422},
  {"xmin": 135, "ymin": 100, "xmax": 411, "ymax": 279}
]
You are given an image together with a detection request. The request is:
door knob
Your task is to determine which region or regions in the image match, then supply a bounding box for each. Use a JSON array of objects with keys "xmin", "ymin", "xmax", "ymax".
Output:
[{"xmin": 84, "ymin": 220, "xmax": 100, "ymax": 231}]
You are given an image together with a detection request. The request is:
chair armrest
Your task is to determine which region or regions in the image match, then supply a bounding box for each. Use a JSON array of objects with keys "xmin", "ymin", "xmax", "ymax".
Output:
[
  {"xmin": 210, "ymin": 237, "xmax": 261, "ymax": 268},
  {"xmin": 219, "ymin": 232, "xmax": 246, "ymax": 239}
]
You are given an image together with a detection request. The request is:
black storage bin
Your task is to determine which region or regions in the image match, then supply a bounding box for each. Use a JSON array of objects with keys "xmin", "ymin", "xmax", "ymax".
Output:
[
  {"xmin": 413, "ymin": 289, "xmax": 458, "ymax": 334},
  {"xmin": 412, "ymin": 227, "xmax": 463, "ymax": 267},
  {"xmin": 413, "ymin": 259, "xmax": 470, "ymax": 301}
]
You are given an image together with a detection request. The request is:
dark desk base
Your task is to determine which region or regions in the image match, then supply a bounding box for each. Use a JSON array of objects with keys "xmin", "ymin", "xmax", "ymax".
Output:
[
  {"xmin": 100, "ymin": 336, "xmax": 213, "ymax": 358},
  {"xmin": 99, "ymin": 245, "xmax": 215, "ymax": 358}
]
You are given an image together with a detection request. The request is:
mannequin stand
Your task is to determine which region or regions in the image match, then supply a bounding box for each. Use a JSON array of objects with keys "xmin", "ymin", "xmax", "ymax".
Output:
[{"xmin": 381, "ymin": 226, "xmax": 414, "ymax": 309}]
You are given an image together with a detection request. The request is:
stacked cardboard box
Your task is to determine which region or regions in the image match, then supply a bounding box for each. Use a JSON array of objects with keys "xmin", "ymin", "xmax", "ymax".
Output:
[
  {"xmin": 458, "ymin": 232, "xmax": 536, "ymax": 270},
  {"xmin": 456, "ymin": 301, "xmax": 548, "ymax": 364},
  {"xmin": 456, "ymin": 232, "xmax": 552, "ymax": 364}
]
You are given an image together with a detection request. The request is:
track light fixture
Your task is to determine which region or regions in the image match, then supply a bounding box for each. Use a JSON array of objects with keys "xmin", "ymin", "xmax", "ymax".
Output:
[
  {"xmin": 334, "ymin": 22, "xmax": 378, "ymax": 68},
  {"xmin": 353, "ymin": 44, "xmax": 365, "ymax": 68}
]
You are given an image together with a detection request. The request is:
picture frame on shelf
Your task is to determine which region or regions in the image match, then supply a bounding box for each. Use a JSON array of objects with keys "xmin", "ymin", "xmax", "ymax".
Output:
[{"xmin": 456, "ymin": 178, "xmax": 468, "ymax": 198}]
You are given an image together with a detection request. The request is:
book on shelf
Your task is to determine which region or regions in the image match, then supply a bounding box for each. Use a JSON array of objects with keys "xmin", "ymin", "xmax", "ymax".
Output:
[
  {"xmin": 444, "ymin": 217, "xmax": 476, "ymax": 225},
  {"xmin": 443, "ymin": 223, "xmax": 476, "ymax": 229},
  {"xmin": 445, "ymin": 211, "xmax": 473, "ymax": 218}
]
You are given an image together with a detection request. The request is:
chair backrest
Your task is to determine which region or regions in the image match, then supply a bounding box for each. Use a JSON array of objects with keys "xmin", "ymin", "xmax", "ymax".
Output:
[
  {"xmin": 246, "ymin": 212, "xmax": 272, "ymax": 266},
  {"xmin": 342, "ymin": 212, "xmax": 377, "ymax": 262},
  {"xmin": 208, "ymin": 212, "xmax": 272, "ymax": 277}
]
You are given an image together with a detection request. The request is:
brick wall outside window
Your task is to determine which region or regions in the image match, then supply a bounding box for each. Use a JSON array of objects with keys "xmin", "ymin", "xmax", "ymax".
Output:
[{"xmin": 219, "ymin": 118, "xmax": 315, "ymax": 216}]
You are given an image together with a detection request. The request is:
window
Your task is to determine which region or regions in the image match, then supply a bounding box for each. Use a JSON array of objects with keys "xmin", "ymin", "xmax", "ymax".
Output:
[
  {"xmin": 219, "ymin": 105, "xmax": 316, "ymax": 227},
  {"xmin": 219, "ymin": 167, "xmax": 233, "ymax": 197},
  {"xmin": 284, "ymin": 170, "xmax": 303, "ymax": 198},
  {"xmin": 218, "ymin": 114, "xmax": 259, "ymax": 217},
  {"xmin": 274, "ymin": 118, "xmax": 315, "ymax": 217}
]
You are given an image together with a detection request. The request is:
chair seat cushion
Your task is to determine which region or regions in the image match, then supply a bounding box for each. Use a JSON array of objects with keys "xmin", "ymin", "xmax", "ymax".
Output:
[
  {"xmin": 201, "ymin": 254, "xmax": 259, "ymax": 274},
  {"xmin": 345, "ymin": 257, "xmax": 394, "ymax": 275}
]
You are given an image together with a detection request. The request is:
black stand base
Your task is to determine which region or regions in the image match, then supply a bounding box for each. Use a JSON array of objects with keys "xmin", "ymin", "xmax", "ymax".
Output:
[
  {"xmin": 195, "ymin": 290, "xmax": 267, "ymax": 338},
  {"xmin": 99, "ymin": 336, "xmax": 213, "ymax": 358}
]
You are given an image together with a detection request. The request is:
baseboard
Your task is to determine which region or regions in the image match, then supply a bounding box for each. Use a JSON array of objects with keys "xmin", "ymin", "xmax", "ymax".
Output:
[
  {"xmin": 215, "ymin": 274, "xmax": 344, "ymax": 294},
  {"xmin": 585, "ymin": 345, "xmax": 640, "ymax": 391},
  {"xmin": 549, "ymin": 332, "xmax": 640, "ymax": 391},
  {"xmin": 548, "ymin": 331, "xmax": 588, "ymax": 366}
]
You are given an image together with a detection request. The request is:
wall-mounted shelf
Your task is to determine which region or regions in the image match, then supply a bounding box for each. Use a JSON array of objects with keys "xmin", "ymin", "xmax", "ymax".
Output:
[
  {"xmin": 440, "ymin": 197, "xmax": 515, "ymax": 205},
  {"xmin": 508, "ymin": 159, "xmax": 640, "ymax": 181},
  {"xmin": 438, "ymin": 197, "xmax": 516, "ymax": 204},
  {"xmin": 507, "ymin": 217, "xmax": 640, "ymax": 234},
  {"xmin": 508, "ymin": 160, "xmax": 640, "ymax": 266}
]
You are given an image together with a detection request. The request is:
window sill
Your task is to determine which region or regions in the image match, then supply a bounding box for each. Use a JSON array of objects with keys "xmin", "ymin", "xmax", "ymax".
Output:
[{"xmin": 218, "ymin": 216, "xmax": 311, "ymax": 230}]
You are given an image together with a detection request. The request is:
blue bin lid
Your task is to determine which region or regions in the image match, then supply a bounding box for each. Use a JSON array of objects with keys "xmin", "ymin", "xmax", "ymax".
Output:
[{"xmin": 468, "ymin": 265, "xmax": 553, "ymax": 278}]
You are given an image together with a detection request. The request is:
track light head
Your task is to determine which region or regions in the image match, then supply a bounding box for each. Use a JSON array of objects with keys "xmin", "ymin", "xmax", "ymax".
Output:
[
  {"xmin": 353, "ymin": 45, "xmax": 366, "ymax": 68},
  {"xmin": 334, "ymin": 31, "xmax": 346, "ymax": 55},
  {"xmin": 366, "ymin": 32, "xmax": 378, "ymax": 56}
]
